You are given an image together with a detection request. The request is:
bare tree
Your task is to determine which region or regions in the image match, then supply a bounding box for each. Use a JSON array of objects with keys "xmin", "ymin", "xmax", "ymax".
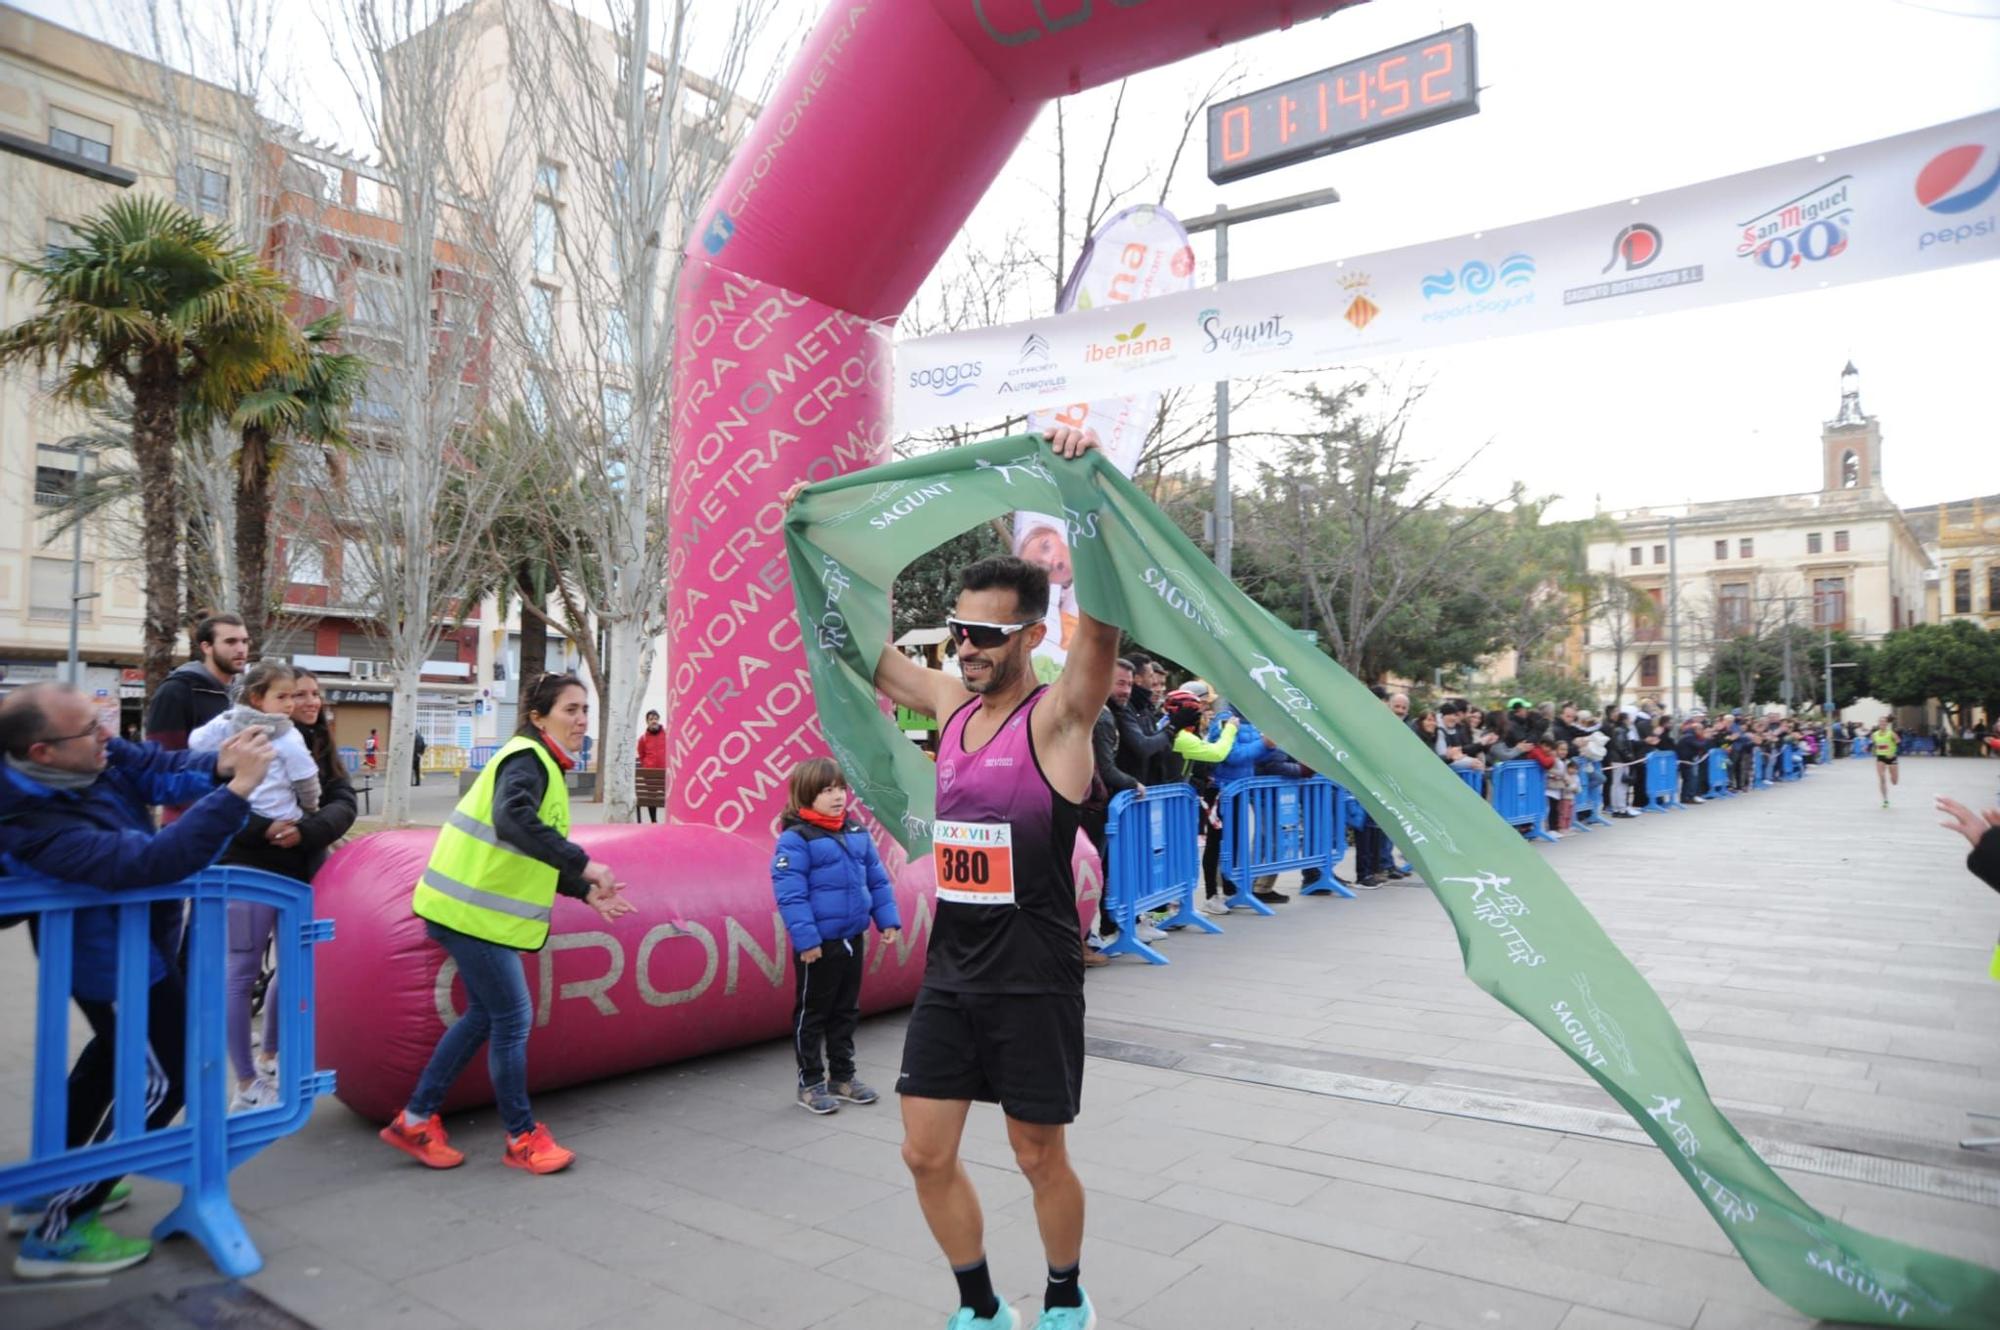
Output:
[
  {"xmin": 1246, "ymin": 379, "xmax": 1508, "ymax": 678},
  {"xmin": 1586, "ymin": 563, "xmax": 1663, "ymax": 712},
  {"xmin": 316, "ymin": 0, "xmax": 511, "ymax": 825},
  {"xmin": 450, "ymin": 0, "xmax": 781, "ymax": 819}
]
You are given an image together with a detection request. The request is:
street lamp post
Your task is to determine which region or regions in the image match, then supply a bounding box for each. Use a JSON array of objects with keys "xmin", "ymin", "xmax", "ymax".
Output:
[
  {"xmin": 1183, "ymin": 187, "xmax": 1339, "ymax": 581},
  {"xmin": 61, "ymin": 443, "xmax": 100, "ymax": 688}
]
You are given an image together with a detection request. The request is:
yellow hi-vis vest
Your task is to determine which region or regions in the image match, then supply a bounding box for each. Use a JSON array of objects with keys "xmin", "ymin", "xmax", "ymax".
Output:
[
  {"xmin": 1872, "ymin": 728, "xmax": 1899, "ymax": 758},
  {"xmin": 411, "ymin": 734, "xmax": 570, "ymax": 950}
]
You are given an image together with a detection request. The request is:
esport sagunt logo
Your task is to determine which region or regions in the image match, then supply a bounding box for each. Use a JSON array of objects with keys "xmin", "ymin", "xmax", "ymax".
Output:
[
  {"xmin": 1419, "ymin": 253, "xmax": 1535, "ymax": 322},
  {"xmin": 1735, "ymin": 176, "xmax": 1850, "ymax": 271},
  {"xmin": 908, "ymin": 360, "xmax": 983, "ymax": 398},
  {"xmin": 1915, "ymin": 143, "xmax": 1999, "ymax": 252}
]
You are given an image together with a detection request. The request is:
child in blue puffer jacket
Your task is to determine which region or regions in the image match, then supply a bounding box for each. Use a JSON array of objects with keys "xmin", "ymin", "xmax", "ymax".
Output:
[{"xmin": 771, "ymin": 758, "xmax": 900, "ymax": 1115}]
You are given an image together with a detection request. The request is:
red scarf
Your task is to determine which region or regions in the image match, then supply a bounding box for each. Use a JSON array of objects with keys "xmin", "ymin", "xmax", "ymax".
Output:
[
  {"xmin": 535, "ymin": 729, "xmax": 577, "ymax": 771},
  {"xmin": 796, "ymin": 808, "xmax": 846, "ymax": 832}
]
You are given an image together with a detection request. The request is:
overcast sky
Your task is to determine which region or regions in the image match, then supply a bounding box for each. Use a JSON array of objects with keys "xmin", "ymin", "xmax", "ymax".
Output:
[{"xmin": 40, "ymin": 0, "xmax": 2000, "ymax": 517}]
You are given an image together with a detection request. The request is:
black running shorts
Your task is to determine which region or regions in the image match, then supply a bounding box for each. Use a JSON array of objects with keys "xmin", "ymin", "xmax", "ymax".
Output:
[
  {"xmin": 896, "ymin": 986, "xmax": 1085, "ymax": 1125},
  {"xmin": 1876, "ymin": 755, "xmax": 1897, "ymax": 765}
]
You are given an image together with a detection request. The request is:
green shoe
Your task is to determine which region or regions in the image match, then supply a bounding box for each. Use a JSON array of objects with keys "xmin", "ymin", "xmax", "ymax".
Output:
[
  {"xmin": 8, "ymin": 1178, "xmax": 133, "ymax": 1235},
  {"xmin": 13, "ymin": 1212, "xmax": 152, "ymax": 1279}
]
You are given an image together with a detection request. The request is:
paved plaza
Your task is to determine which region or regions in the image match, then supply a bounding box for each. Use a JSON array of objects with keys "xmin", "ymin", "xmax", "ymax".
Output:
[{"xmin": 3, "ymin": 756, "xmax": 1997, "ymax": 1330}]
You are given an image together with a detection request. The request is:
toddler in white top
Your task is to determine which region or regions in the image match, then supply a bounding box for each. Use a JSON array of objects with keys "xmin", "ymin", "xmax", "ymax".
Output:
[{"xmin": 190, "ymin": 662, "xmax": 320, "ymax": 820}]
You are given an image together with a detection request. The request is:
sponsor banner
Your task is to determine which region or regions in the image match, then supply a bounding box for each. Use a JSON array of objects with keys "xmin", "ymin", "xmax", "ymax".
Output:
[
  {"xmin": 786, "ymin": 436, "xmax": 2000, "ymax": 1329},
  {"xmin": 1016, "ymin": 205, "xmax": 1195, "ymax": 664},
  {"xmin": 896, "ymin": 109, "xmax": 2000, "ymax": 429}
]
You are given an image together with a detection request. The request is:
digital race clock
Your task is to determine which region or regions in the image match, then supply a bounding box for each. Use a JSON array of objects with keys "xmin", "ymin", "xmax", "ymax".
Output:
[{"xmin": 1206, "ymin": 26, "xmax": 1479, "ymax": 184}]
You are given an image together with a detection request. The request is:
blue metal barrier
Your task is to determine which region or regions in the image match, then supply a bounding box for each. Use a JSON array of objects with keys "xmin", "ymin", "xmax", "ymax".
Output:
[
  {"xmin": 1099, "ymin": 786, "xmax": 1214, "ymax": 965},
  {"xmin": 1573, "ymin": 757, "xmax": 1608, "ymax": 828},
  {"xmin": 467, "ymin": 744, "xmax": 499, "ymax": 770},
  {"xmin": 1456, "ymin": 766, "xmax": 1487, "ymax": 798},
  {"xmin": 0, "ymin": 867, "xmax": 333, "ymax": 1277},
  {"xmin": 1217, "ymin": 776, "xmax": 1348, "ymax": 915},
  {"xmin": 1489, "ymin": 761, "xmax": 1558, "ymax": 843},
  {"xmin": 1753, "ymin": 749, "xmax": 1775, "ymax": 788},
  {"xmin": 1705, "ymin": 749, "xmax": 1735, "ymax": 800},
  {"xmin": 338, "ymin": 745, "xmax": 360, "ymax": 773},
  {"xmin": 1643, "ymin": 750, "xmax": 1681, "ymax": 811},
  {"xmin": 1779, "ymin": 747, "xmax": 1805, "ymax": 781}
]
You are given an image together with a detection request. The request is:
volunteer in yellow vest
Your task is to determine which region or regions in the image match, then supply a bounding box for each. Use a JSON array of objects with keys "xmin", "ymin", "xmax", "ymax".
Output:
[
  {"xmin": 1871, "ymin": 718, "xmax": 1900, "ymax": 808},
  {"xmin": 378, "ymin": 673, "xmax": 633, "ymax": 1175}
]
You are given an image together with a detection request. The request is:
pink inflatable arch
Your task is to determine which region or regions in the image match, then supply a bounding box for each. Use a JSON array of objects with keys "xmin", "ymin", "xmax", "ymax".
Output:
[{"xmin": 317, "ymin": 0, "xmax": 1364, "ymax": 1122}]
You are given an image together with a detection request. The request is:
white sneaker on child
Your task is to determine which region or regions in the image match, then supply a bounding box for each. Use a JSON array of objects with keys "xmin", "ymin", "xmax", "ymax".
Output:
[{"xmin": 230, "ymin": 1076, "xmax": 280, "ymax": 1113}]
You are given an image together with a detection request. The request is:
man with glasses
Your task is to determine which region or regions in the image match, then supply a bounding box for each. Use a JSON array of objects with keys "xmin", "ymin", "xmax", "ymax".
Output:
[
  {"xmin": 0, "ymin": 683, "xmax": 273, "ymax": 1278},
  {"xmin": 865, "ymin": 426, "xmax": 1113, "ymax": 1330}
]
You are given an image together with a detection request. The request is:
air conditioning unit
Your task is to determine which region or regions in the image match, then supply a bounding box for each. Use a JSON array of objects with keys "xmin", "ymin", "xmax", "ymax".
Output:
[{"xmin": 352, "ymin": 660, "xmax": 380, "ymax": 681}]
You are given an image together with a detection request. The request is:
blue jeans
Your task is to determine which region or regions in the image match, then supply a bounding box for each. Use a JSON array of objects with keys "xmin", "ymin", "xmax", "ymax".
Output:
[{"xmin": 407, "ymin": 920, "xmax": 535, "ymax": 1136}]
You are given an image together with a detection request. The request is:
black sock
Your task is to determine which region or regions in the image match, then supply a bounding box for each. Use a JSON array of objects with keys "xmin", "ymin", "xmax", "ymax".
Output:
[
  {"xmin": 953, "ymin": 1258, "xmax": 1000, "ymax": 1320},
  {"xmin": 1046, "ymin": 1261, "xmax": 1082, "ymax": 1311}
]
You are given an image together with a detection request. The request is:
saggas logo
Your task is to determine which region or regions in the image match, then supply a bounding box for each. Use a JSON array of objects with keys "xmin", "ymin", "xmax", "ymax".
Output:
[
  {"xmin": 1084, "ymin": 321, "xmax": 1173, "ymax": 365},
  {"xmin": 1198, "ymin": 308, "xmax": 1293, "ymax": 354},
  {"xmin": 909, "ymin": 362, "xmax": 983, "ymax": 397}
]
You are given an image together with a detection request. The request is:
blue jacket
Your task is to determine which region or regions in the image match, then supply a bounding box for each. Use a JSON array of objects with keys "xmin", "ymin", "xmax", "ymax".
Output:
[
  {"xmin": 0, "ymin": 739, "xmax": 247, "ymax": 1001},
  {"xmin": 770, "ymin": 813, "xmax": 899, "ymax": 954},
  {"xmin": 1208, "ymin": 710, "xmax": 1267, "ymax": 786}
]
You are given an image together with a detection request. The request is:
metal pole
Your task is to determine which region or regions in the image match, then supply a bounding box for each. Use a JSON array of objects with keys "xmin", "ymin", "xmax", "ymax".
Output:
[
  {"xmin": 1213, "ymin": 211, "xmax": 1231, "ymax": 581},
  {"xmin": 1823, "ymin": 624, "xmax": 1836, "ymax": 758},
  {"xmin": 1666, "ymin": 516, "xmax": 1679, "ymax": 714},
  {"xmin": 64, "ymin": 446, "xmax": 88, "ymax": 686}
]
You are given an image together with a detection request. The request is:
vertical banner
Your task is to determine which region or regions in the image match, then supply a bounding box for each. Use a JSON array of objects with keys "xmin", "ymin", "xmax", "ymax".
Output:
[{"xmin": 1016, "ymin": 205, "xmax": 1194, "ymax": 665}]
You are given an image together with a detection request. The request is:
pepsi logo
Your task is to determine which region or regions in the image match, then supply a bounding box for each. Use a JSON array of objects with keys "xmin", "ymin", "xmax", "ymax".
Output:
[
  {"xmin": 1602, "ymin": 223, "xmax": 1662, "ymax": 274},
  {"xmin": 1915, "ymin": 144, "xmax": 2000, "ymax": 215}
]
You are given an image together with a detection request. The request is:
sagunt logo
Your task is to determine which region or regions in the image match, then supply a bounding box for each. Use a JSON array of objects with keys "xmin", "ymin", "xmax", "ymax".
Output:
[
  {"xmin": 868, "ymin": 482, "xmax": 954, "ymax": 530},
  {"xmin": 1199, "ymin": 308, "xmax": 1293, "ymax": 354},
  {"xmin": 1142, "ymin": 566, "xmax": 1227, "ymax": 638},
  {"xmin": 1557, "ymin": 972, "xmax": 1637, "ymax": 1074}
]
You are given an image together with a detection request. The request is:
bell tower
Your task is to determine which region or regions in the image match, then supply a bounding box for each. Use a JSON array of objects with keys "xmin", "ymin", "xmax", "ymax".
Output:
[{"xmin": 1822, "ymin": 360, "xmax": 1880, "ymax": 493}]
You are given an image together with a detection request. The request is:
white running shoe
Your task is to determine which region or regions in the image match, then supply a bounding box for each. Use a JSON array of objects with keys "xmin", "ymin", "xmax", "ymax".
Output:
[
  {"xmin": 1196, "ymin": 897, "xmax": 1229, "ymax": 917},
  {"xmin": 1136, "ymin": 922, "xmax": 1168, "ymax": 943},
  {"xmin": 230, "ymin": 1076, "xmax": 280, "ymax": 1113}
]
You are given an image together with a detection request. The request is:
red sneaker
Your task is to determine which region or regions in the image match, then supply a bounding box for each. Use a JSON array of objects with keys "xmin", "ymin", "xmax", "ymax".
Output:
[
  {"xmin": 503, "ymin": 1123, "xmax": 575, "ymax": 1175},
  {"xmin": 379, "ymin": 1113, "xmax": 465, "ymax": 1169}
]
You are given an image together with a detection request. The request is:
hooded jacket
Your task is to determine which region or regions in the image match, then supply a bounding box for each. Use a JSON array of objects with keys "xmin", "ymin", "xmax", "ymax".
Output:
[
  {"xmin": 143, "ymin": 660, "xmax": 233, "ymax": 751},
  {"xmin": 0, "ymin": 739, "xmax": 247, "ymax": 1000},
  {"xmin": 1208, "ymin": 710, "xmax": 1267, "ymax": 786},
  {"xmin": 770, "ymin": 812, "xmax": 900, "ymax": 954}
]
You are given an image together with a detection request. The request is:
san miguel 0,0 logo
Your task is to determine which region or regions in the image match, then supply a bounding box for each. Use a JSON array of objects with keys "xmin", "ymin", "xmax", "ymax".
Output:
[{"xmin": 1735, "ymin": 175, "xmax": 1851, "ymax": 270}]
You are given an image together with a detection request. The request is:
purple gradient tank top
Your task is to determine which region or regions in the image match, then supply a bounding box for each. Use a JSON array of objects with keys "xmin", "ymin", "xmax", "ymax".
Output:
[{"xmin": 928, "ymin": 686, "xmax": 1083, "ymax": 995}]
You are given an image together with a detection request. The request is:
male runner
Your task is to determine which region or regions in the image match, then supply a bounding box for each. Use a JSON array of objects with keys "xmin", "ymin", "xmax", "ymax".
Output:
[
  {"xmin": 859, "ymin": 425, "xmax": 1113, "ymax": 1329},
  {"xmin": 1871, "ymin": 718, "xmax": 1900, "ymax": 807}
]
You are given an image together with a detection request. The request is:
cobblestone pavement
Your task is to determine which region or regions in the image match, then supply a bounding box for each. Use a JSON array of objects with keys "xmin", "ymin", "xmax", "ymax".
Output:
[{"xmin": 4, "ymin": 757, "xmax": 1996, "ymax": 1329}]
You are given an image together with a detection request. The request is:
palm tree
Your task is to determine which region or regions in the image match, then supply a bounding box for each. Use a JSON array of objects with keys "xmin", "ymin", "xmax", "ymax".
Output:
[
  {"xmin": 226, "ymin": 313, "xmax": 367, "ymax": 652},
  {"xmin": 2, "ymin": 196, "xmax": 298, "ymax": 689}
]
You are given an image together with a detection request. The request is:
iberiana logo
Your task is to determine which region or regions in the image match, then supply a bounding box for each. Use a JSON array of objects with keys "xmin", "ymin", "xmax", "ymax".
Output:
[
  {"xmin": 1420, "ymin": 254, "xmax": 1535, "ymax": 323},
  {"xmin": 1083, "ymin": 321, "xmax": 1174, "ymax": 364},
  {"xmin": 908, "ymin": 362, "xmax": 983, "ymax": 397}
]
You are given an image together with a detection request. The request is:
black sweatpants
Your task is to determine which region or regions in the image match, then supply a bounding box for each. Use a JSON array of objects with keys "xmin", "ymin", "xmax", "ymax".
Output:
[
  {"xmin": 792, "ymin": 934, "xmax": 865, "ymax": 1087},
  {"xmin": 38, "ymin": 970, "xmax": 188, "ymax": 1241}
]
